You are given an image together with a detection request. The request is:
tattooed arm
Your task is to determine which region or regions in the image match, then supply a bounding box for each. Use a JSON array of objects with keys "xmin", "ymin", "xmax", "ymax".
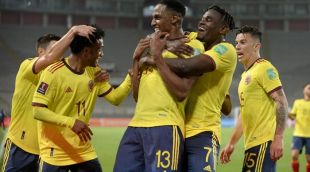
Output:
[{"xmin": 269, "ymin": 88, "xmax": 288, "ymax": 161}]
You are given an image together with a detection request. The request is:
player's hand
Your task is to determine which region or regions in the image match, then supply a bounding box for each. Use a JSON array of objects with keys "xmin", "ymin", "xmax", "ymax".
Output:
[
  {"xmin": 167, "ymin": 38, "xmax": 193, "ymax": 57},
  {"xmin": 72, "ymin": 119, "xmax": 93, "ymax": 143},
  {"xmin": 133, "ymin": 37, "xmax": 150, "ymax": 60},
  {"xmin": 220, "ymin": 144, "xmax": 235, "ymax": 164},
  {"xmin": 71, "ymin": 25, "xmax": 96, "ymax": 40},
  {"xmin": 150, "ymin": 31, "xmax": 169, "ymax": 59},
  {"xmin": 139, "ymin": 56, "xmax": 155, "ymax": 68},
  {"xmin": 94, "ymin": 70, "xmax": 109, "ymax": 83},
  {"xmin": 270, "ymin": 136, "xmax": 284, "ymax": 161}
]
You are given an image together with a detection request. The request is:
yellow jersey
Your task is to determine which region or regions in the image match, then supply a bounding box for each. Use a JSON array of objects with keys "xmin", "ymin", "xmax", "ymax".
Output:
[
  {"xmin": 185, "ymin": 42, "xmax": 237, "ymax": 141},
  {"xmin": 238, "ymin": 59, "xmax": 282, "ymax": 150},
  {"xmin": 8, "ymin": 57, "xmax": 41, "ymax": 155},
  {"xmin": 129, "ymin": 39, "xmax": 204, "ymax": 136},
  {"xmin": 32, "ymin": 59, "xmax": 113, "ymax": 166},
  {"xmin": 291, "ymin": 99, "xmax": 310, "ymax": 137}
]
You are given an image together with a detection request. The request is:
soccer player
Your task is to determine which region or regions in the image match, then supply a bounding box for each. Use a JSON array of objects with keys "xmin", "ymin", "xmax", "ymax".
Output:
[
  {"xmin": 32, "ymin": 25, "xmax": 131, "ymax": 172},
  {"xmin": 220, "ymin": 25, "xmax": 288, "ymax": 172},
  {"xmin": 2, "ymin": 25, "xmax": 95, "ymax": 172},
  {"xmin": 289, "ymin": 83, "xmax": 310, "ymax": 172},
  {"xmin": 149, "ymin": 5, "xmax": 236, "ymax": 171},
  {"xmin": 114, "ymin": 1, "xmax": 204, "ymax": 171}
]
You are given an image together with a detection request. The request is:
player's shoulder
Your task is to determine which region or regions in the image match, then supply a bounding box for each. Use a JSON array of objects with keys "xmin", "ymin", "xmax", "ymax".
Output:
[
  {"xmin": 294, "ymin": 99, "xmax": 304, "ymax": 104},
  {"xmin": 46, "ymin": 60, "xmax": 65, "ymax": 74},
  {"xmin": 187, "ymin": 39, "xmax": 204, "ymax": 52},
  {"xmin": 208, "ymin": 42, "xmax": 235, "ymax": 58},
  {"xmin": 256, "ymin": 58, "xmax": 277, "ymax": 70},
  {"xmin": 20, "ymin": 56, "xmax": 38, "ymax": 65},
  {"xmin": 186, "ymin": 32, "xmax": 198, "ymax": 40}
]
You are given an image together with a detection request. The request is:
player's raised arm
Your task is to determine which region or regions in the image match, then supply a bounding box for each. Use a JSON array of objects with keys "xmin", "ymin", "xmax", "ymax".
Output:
[
  {"xmin": 132, "ymin": 37, "xmax": 150, "ymax": 102},
  {"xmin": 33, "ymin": 25, "xmax": 95, "ymax": 73},
  {"xmin": 269, "ymin": 88, "xmax": 288, "ymax": 161}
]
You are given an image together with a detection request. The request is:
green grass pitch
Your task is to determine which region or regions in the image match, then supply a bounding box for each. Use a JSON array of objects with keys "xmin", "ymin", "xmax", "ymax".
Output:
[{"xmin": 92, "ymin": 127, "xmax": 306, "ymax": 172}]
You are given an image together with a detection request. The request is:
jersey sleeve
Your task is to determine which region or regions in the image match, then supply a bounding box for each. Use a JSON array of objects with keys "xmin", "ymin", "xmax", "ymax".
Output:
[
  {"xmin": 97, "ymin": 81, "xmax": 113, "ymax": 97},
  {"xmin": 102, "ymin": 74, "xmax": 131, "ymax": 105},
  {"xmin": 257, "ymin": 62, "xmax": 282, "ymax": 94},
  {"xmin": 203, "ymin": 43, "xmax": 234, "ymax": 72},
  {"xmin": 21, "ymin": 57, "xmax": 41, "ymax": 84},
  {"xmin": 290, "ymin": 100, "xmax": 299, "ymax": 115},
  {"xmin": 32, "ymin": 68, "xmax": 56, "ymax": 107}
]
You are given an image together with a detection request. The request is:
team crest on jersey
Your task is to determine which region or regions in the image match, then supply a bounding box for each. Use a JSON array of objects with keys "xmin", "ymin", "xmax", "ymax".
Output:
[
  {"xmin": 37, "ymin": 82, "xmax": 49, "ymax": 95},
  {"xmin": 266, "ymin": 68, "xmax": 277, "ymax": 80},
  {"xmin": 88, "ymin": 80, "xmax": 94, "ymax": 92},
  {"xmin": 245, "ymin": 75, "xmax": 251, "ymax": 85}
]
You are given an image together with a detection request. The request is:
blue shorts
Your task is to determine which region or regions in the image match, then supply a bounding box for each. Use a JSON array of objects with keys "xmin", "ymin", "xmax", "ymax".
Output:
[
  {"xmin": 184, "ymin": 131, "xmax": 220, "ymax": 172},
  {"xmin": 38, "ymin": 158, "xmax": 102, "ymax": 172},
  {"xmin": 242, "ymin": 141, "xmax": 275, "ymax": 172},
  {"xmin": 2, "ymin": 138, "xmax": 39, "ymax": 172},
  {"xmin": 292, "ymin": 136, "xmax": 310, "ymax": 154},
  {"xmin": 114, "ymin": 126, "xmax": 184, "ymax": 172}
]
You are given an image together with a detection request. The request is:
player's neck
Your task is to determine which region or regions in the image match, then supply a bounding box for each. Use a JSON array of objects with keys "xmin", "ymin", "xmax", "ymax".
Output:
[
  {"xmin": 68, "ymin": 55, "xmax": 85, "ymax": 73},
  {"xmin": 244, "ymin": 55, "xmax": 261, "ymax": 70},
  {"xmin": 304, "ymin": 95, "xmax": 310, "ymax": 101},
  {"xmin": 167, "ymin": 28, "xmax": 184, "ymax": 40},
  {"xmin": 204, "ymin": 36, "xmax": 225, "ymax": 51}
]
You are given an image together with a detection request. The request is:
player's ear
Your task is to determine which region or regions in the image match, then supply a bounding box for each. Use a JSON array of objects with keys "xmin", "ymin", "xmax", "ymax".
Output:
[
  {"xmin": 171, "ymin": 14, "xmax": 181, "ymax": 25},
  {"xmin": 37, "ymin": 47, "xmax": 45, "ymax": 57},
  {"xmin": 254, "ymin": 42, "xmax": 261, "ymax": 50},
  {"xmin": 220, "ymin": 25, "xmax": 229, "ymax": 35}
]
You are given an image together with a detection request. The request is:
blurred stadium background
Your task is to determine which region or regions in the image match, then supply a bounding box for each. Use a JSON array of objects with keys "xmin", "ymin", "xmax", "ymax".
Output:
[{"xmin": 0, "ymin": 0, "xmax": 309, "ymax": 171}]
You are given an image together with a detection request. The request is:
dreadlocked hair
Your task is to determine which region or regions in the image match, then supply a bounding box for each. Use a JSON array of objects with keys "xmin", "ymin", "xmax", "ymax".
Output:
[{"xmin": 208, "ymin": 5, "xmax": 235, "ymax": 31}]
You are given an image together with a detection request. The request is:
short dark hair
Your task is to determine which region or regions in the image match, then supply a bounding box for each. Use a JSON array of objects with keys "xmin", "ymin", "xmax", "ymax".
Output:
[
  {"xmin": 159, "ymin": 0, "xmax": 186, "ymax": 17},
  {"xmin": 208, "ymin": 5, "xmax": 235, "ymax": 31},
  {"xmin": 304, "ymin": 83, "xmax": 310, "ymax": 89},
  {"xmin": 36, "ymin": 34, "xmax": 61, "ymax": 50},
  {"xmin": 237, "ymin": 25, "xmax": 262, "ymax": 42},
  {"xmin": 70, "ymin": 25, "xmax": 105, "ymax": 54}
]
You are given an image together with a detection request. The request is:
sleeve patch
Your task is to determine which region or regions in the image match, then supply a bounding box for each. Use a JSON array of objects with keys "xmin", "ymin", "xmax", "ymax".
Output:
[
  {"xmin": 266, "ymin": 68, "xmax": 277, "ymax": 80},
  {"xmin": 214, "ymin": 44, "xmax": 228, "ymax": 55},
  {"xmin": 37, "ymin": 82, "xmax": 49, "ymax": 95},
  {"xmin": 193, "ymin": 48, "xmax": 202, "ymax": 56}
]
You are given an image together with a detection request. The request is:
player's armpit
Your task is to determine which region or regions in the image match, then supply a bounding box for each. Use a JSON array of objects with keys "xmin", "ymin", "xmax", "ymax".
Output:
[{"xmin": 221, "ymin": 94, "xmax": 232, "ymax": 116}]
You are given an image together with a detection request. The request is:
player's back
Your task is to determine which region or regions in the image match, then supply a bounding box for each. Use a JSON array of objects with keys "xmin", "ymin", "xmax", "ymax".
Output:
[{"xmin": 8, "ymin": 57, "xmax": 41, "ymax": 155}]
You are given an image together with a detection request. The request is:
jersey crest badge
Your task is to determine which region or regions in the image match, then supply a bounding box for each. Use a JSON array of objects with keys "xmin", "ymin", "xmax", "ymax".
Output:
[
  {"xmin": 266, "ymin": 68, "xmax": 277, "ymax": 80},
  {"xmin": 245, "ymin": 75, "xmax": 251, "ymax": 85},
  {"xmin": 37, "ymin": 82, "xmax": 49, "ymax": 95},
  {"xmin": 88, "ymin": 80, "xmax": 94, "ymax": 92}
]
